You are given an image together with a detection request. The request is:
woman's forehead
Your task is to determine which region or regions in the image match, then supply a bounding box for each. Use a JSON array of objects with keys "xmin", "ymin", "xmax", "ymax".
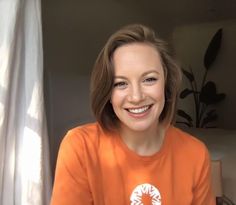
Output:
[{"xmin": 112, "ymin": 43, "xmax": 164, "ymax": 75}]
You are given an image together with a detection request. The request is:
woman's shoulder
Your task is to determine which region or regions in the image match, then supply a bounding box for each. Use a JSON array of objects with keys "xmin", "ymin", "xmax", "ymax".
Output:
[
  {"xmin": 63, "ymin": 122, "xmax": 105, "ymax": 144},
  {"xmin": 167, "ymin": 126, "xmax": 209, "ymax": 156},
  {"xmin": 68, "ymin": 122, "xmax": 101, "ymax": 135},
  {"xmin": 58, "ymin": 122, "xmax": 118, "ymax": 167},
  {"xmin": 58, "ymin": 122, "xmax": 109, "ymax": 159}
]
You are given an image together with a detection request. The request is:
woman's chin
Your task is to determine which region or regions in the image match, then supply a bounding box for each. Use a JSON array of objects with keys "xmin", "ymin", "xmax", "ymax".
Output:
[{"xmin": 122, "ymin": 121, "xmax": 158, "ymax": 133}]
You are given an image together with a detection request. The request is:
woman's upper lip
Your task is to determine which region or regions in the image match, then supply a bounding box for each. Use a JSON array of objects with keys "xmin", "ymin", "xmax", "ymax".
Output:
[{"xmin": 125, "ymin": 104, "xmax": 152, "ymax": 110}]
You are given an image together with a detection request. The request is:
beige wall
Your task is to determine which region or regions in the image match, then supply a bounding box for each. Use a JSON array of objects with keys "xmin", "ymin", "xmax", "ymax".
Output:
[
  {"xmin": 172, "ymin": 20, "xmax": 236, "ymax": 129},
  {"xmin": 185, "ymin": 128, "xmax": 236, "ymax": 202},
  {"xmin": 44, "ymin": 72, "xmax": 93, "ymax": 172},
  {"xmin": 173, "ymin": 22, "xmax": 236, "ymax": 201}
]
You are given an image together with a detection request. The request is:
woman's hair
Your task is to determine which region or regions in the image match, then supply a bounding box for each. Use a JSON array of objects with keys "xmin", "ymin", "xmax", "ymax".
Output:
[{"xmin": 90, "ymin": 24, "xmax": 182, "ymax": 132}]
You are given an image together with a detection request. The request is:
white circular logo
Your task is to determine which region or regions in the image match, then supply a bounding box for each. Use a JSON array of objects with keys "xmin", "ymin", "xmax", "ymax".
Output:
[{"xmin": 130, "ymin": 183, "xmax": 161, "ymax": 205}]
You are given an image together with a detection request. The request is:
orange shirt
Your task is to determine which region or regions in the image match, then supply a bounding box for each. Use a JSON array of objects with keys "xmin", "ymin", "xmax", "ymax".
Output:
[{"xmin": 51, "ymin": 123, "xmax": 215, "ymax": 205}]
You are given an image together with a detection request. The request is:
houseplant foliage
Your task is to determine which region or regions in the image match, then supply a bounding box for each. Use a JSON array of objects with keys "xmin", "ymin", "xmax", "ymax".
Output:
[{"xmin": 177, "ymin": 28, "xmax": 226, "ymax": 128}]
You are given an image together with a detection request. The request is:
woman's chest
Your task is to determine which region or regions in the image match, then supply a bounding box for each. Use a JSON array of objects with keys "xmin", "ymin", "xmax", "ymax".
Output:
[{"xmin": 93, "ymin": 147, "xmax": 194, "ymax": 205}]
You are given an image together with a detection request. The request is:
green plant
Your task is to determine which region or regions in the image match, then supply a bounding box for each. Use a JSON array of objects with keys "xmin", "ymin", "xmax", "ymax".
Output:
[{"xmin": 177, "ymin": 28, "xmax": 226, "ymax": 128}]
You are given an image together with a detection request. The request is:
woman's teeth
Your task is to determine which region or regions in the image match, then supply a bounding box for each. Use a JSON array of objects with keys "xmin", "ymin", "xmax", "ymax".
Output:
[{"xmin": 128, "ymin": 105, "xmax": 150, "ymax": 114}]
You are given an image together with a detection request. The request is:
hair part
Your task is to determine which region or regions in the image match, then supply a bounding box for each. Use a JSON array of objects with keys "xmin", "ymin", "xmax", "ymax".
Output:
[{"xmin": 90, "ymin": 24, "xmax": 182, "ymax": 132}]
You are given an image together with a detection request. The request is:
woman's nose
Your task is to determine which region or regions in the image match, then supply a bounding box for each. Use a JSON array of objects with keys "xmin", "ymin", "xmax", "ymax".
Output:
[{"xmin": 127, "ymin": 84, "xmax": 145, "ymax": 103}]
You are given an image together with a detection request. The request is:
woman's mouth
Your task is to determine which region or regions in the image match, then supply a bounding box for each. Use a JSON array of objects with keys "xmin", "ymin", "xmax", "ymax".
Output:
[{"xmin": 126, "ymin": 105, "xmax": 152, "ymax": 114}]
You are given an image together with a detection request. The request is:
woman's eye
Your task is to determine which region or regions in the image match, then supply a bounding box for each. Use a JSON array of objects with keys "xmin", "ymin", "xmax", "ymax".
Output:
[
  {"xmin": 113, "ymin": 81, "xmax": 127, "ymax": 89},
  {"xmin": 143, "ymin": 77, "xmax": 157, "ymax": 84}
]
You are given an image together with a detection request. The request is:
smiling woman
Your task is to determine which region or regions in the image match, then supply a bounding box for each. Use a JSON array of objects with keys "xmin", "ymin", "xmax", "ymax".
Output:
[
  {"xmin": 51, "ymin": 24, "xmax": 216, "ymax": 205},
  {"xmin": 111, "ymin": 43, "xmax": 165, "ymax": 140}
]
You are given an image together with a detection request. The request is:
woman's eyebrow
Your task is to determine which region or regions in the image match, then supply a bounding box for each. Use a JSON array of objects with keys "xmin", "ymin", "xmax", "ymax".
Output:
[
  {"xmin": 141, "ymin": 70, "xmax": 160, "ymax": 76},
  {"xmin": 113, "ymin": 76, "xmax": 127, "ymax": 80},
  {"xmin": 114, "ymin": 69, "xmax": 160, "ymax": 79}
]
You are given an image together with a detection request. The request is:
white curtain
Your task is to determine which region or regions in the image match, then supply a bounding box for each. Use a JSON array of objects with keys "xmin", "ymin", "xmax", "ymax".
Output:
[{"xmin": 0, "ymin": 0, "xmax": 52, "ymax": 204}]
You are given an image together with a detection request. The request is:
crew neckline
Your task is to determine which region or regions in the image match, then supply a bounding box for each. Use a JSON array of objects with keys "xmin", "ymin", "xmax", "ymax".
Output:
[{"xmin": 114, "ymin": 126, "xmax": 173, "ymax": 162}]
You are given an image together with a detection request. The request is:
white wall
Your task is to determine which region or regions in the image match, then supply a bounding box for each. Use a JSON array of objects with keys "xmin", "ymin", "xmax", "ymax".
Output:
[{"xmin": 172, "ymin": 20, "xmax": 236, "ymax": 129}]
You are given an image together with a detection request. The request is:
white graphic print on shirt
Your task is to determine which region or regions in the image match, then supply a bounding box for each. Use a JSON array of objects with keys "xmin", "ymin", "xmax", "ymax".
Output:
[{"xmin": 130, "ymin": 183, "xmax": 161, "ymax": 205}]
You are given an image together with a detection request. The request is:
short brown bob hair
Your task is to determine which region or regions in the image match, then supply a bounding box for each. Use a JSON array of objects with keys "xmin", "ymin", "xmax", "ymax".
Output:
[{"xmin": 90, "ymin": 24, "xmax": 182, "ymax": 132}]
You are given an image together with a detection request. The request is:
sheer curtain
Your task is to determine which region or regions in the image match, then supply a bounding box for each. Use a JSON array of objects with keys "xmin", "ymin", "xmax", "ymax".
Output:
[{"xmin": 0, "ymin": 0, "xmax": 51, "ymax": 204}]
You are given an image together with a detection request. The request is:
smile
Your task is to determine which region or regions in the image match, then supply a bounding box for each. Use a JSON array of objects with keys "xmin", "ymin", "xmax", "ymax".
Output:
[{"xmin": 126, "ymin": 105, "xmax": 152, "ymax": 114}]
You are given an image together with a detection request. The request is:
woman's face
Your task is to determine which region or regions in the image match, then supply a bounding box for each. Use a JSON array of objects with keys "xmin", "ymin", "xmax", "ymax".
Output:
[{"xmin": 111, "ymin": 43, "xmax": 165, "ymax": 133}]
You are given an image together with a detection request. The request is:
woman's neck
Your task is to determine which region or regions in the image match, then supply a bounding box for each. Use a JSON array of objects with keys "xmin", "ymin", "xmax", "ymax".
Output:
[{"xmin": 119, "ymin": 124, "xmax": 166, "ymax": 156}]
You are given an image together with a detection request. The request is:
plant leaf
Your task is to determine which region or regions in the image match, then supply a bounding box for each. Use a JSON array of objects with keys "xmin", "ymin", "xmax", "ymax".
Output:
[
  {"xmin": 204, "ymin": 28, "xmax": 222, "ymax": 70},
  {"xmin": 200, "ymin": 81, "xmax": 226, "ymax": 105},
  {"xmin": 206, "ymin": 109, "xmax": 216, "ymax": 117},
  {"xmin": 214, "ymin": 93, "xmax": 226, "ymax": 103},
  {"xmin": 200, "ymin": 81, "xmax": 216, "ymax": 104},
  {"xmin": 177, "ymin": 109, "xmax": 193, "ymax": 123},
  {"xmin": 182, "ymin": 68, "xmax": 194, "ymax": 82},
  {"xmin": 176, "ymin": 121, "xmax": 192, "ymax": 127},
  {"xmin": 180, "ymin": 88, "xmax": 193, "ymax": 98},
  {"xmin": 201, "ymin": 113, "xmax": 218, "ymax": 127}
]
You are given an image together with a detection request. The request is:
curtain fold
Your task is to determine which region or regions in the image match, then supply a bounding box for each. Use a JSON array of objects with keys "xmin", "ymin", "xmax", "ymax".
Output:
[{"xmin": 0, "ymin": 0, "xmax": 52, "ymax": 204}]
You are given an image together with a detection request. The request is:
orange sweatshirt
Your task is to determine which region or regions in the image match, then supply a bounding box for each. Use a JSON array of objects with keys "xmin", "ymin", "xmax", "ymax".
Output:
[{"xmin": 51, "ymin": 123, "xmax": 215, "ymax": 205}]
